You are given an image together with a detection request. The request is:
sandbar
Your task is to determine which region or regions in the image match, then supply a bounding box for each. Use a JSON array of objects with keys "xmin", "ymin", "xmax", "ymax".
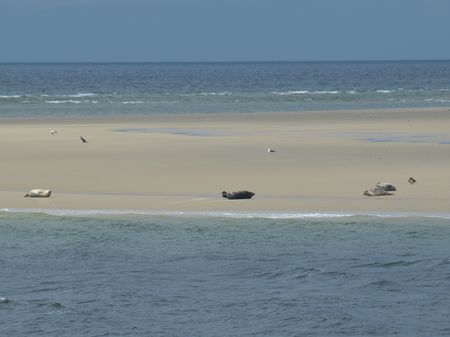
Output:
[{"xmin": 1, "ymin": 108, "xmax": 450, "ymax": 214}]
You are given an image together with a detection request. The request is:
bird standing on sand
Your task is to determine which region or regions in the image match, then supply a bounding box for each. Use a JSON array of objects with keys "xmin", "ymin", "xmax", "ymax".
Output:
[
  {"xmin": 80, "ymin": 136, "xmax": 88, "ymax": 143},
  {"xmin": 408, "ymin": 177, "xmax": 417, "ymax": 184},
  {"xmin": 49, "ymin": 130, "xmax": 58, "ymax": 135},
  {"xmin": 267, "ymin": 148, "xmax": 276, "ymax": 153}
]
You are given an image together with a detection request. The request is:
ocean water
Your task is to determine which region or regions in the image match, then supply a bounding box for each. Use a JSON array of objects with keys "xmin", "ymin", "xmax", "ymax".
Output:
[
  {"xmin": 1, "ymin": 61, "xmax": 450, "ymax": 118},
  {"xmin": 1, "ymin": 210, "xmax": 450, "ymax": 336}
]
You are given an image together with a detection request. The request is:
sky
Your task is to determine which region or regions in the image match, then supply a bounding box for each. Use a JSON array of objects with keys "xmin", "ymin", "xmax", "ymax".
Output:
[{"xmin": 1, "ymin": 0, "xmax": 450, "ymax": 62}]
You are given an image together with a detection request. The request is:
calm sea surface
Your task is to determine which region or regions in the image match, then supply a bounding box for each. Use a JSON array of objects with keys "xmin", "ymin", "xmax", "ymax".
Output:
[
  {"xmin": 2, "ymin": 62, "xmax": 450, "ymax": 336},
  {"xmin": 1, "ymin": 61, "xmax": 450, "ymax": 118},
  {"xmin": 1, "ymin": 211, "xmax": 450, "ymax": 337}
]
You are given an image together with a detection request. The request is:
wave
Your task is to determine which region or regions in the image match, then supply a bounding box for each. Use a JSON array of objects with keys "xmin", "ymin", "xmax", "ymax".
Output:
[
  {"xmin": 314, "ymin": 90, "xmax": 339, "ymax": 94},
  {"xmin": 2, "ymin": 208, "xmax": 450, "ymax": 220},
  {"xmin": 362, "ymin": 280, "xmax": 402, "ymax": 290},
  {"xmin": 352, "ymin": 259, "xmax": 427, "ymax": 269},
  {"xmin": 1, "ymin": 89, "xmax": 448, "ymax": 101},
  {"xmin": 271, "ymin": 90, "xmax": 340, "ymax": 95},
  {"xmin": 424, "ymin": 98, "xmax": 450, "ymax": 103},
  {"xmin": 67, "ymin": 93, "xmax": 97, "ymax": 98},
  {"xmin": 271, "ymin": 91, "xmax": 309, "ymax": 95},
  {"xmin": 0, "ymin": 95, "xmax": 22, "ymax": 99},
  {"xmin": 45, "ymin": 100, "xmax": 98, "ymax": 104},
  {"xmin": 271, "ymin": 89, "xmax": 402, "ymax": 95},
  {"xmin": 199, "ymin": 92, "xmax": 232, "ymax": 96},
  {"xmin": 45, "ymin": 100, "xmax": 82, "ymax": 104}
]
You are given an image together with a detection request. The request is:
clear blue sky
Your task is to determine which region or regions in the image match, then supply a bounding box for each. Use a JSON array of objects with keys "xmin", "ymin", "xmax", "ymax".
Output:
[{"xmin": 1, "ymin": 0, "xmax": 450, "ymax": 62}]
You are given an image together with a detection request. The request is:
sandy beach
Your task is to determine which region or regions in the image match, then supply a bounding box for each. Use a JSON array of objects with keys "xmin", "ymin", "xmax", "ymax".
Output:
[{"xmin": 1, "ymin": 108, "xmax": 450, "ymax": 214}]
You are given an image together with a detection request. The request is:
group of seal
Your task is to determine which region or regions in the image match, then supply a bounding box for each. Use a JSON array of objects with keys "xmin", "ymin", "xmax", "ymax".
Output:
[
  {"xmin": 363, "ymin": 177, "xmax": 417, "ymax": 197},
  {"xmin": 363, "ymin": 183, "xmax": 396, "ymax": 196}
]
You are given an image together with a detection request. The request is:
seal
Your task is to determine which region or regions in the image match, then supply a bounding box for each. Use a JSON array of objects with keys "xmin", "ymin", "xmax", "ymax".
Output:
[
  {"xmin": 222, "ymin": 190, "xmax": 255, "ymax": 199},
  {"xmin": 24, "ymin": 189, "xmax": 52, "ymax": 197}
]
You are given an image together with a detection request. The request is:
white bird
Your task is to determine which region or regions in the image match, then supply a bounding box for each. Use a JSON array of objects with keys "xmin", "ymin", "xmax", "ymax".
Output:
[
  {"xmin": 49, "ymin": 130, "xmax": 58, "ymax": 135},
  {"xmin": 267, "ymin": 148, "xmax": 276, "ymax": 153}
]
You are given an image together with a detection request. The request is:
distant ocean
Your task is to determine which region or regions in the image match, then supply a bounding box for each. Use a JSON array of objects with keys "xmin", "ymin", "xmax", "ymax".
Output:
[
  {"xmin": 2, "ymin": 62, "xmax": 450, "ymax": 336},
  {"xmin": 1, "ymin": 61, "xmax": 450, "ymax": 118}
]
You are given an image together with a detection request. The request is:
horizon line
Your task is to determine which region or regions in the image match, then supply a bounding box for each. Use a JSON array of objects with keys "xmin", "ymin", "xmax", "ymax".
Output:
[{"xmin": 1, "ymin": 58, "xmax": 450, "ymax": 64}]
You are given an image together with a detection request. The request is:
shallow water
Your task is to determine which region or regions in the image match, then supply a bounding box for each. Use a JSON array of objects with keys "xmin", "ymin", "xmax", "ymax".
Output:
[{"xmin": 1, "ymin": 211, "xmax": 450, "ymax": 336}]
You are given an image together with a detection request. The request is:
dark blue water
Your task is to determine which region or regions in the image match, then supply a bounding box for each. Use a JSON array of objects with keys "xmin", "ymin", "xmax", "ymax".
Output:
[
  {"xmin": 1, "ymin": 61, "xmax": 450, "ymax": 118},
  {"xmin": 1, "ymin": 211, "xmax": 450, "ymax": 336}
]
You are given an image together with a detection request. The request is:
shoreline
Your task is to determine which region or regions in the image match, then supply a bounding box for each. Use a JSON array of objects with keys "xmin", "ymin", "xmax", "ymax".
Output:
[
  {"xmin": 3, "ymin": 204, "xmax": 450, "ymax": 220},
  {"xmin": 0, "ymin": 106, "xmax": 448, "ymax": 123},
  {"xmin": 1, "ymin": 107, "xmax": 450, "ymax": 214}
]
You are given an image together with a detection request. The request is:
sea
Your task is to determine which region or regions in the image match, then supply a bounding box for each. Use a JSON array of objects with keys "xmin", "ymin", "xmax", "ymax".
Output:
[
  {"xmin": 1, "ymin": 61, "xmax": 450, "ymax": 336},
  {"xmin": 1, "ymin": 61, "xmax": 450, "ymax": 118}
]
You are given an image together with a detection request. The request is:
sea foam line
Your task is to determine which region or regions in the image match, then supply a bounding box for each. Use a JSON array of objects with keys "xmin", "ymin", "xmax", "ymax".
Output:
[
  {"xmin": 271, "ymin": 90, "xmax": 340, "ymax": 95},
  {"xmin": 2, "ymin": 208, "xmax": 450, "ymax": 220}
]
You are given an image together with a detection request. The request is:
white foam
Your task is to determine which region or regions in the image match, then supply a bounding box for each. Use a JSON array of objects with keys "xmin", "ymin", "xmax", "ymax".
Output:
[
  {"xmin": 313, "ymin": 91, "xmax": 339, "ymax": 94},
  {"xmin": 271, "ymin": 91, "xmax": 310, "ymax": 95},
  {"xmin": 199, "ymin": 92, "xmax": 232, "ymax": 96},
  {"xmin": 424, "ymin": 98, "xmax": 450, "ymax": 103},
  {"xmin": 121, "ymin": 101, "xmax": 143, "ymax": 104},
  {"xmin": 272, "ymin": 90, "xmax": 340, "ymax": 95},
  {"xmin": 45, "ymin": 100, "xmax": 82, "ymax": 104},
  {"xmin": 376, "ymin": 90, "xmax": 394, "ymax": 94},
  {"xmin": 68, "ymin": 93, "xmax": 97, "ymax": 98},
  {"xmin": 2, "ymin": 208, "xmax": 450, "ymax": 220},
  {"xmin": 0, "ymin": 95, "xmax": 21, "ymax": 98}
]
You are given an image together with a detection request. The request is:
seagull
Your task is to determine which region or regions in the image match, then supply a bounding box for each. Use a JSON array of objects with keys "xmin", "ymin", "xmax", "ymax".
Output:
[
  {"xmin": 267, "ymin": 148, "xmax": 277, "ymax": 153},
  {"xmin": 408, "ymin": 177, "xmax": 417, "ymax": 184},
  {"xmin": 80, "ymin": 136, "xmax": 88, "ymax": 143},
  {"xmin": 49, "ymin": 130, "xmax": 58, "ymax": 135}
]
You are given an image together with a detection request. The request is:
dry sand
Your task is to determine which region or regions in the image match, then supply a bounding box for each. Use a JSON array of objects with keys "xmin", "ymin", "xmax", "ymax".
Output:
[{"xmin": 1, "ymin": 108, "xmax": 450, "ymax": 214}]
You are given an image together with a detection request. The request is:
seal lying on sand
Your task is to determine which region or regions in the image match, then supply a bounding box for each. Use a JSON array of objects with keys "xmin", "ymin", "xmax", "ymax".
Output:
[
  {"xmin": 222, "ymin": 190, "xmax": 255, "ymax": 200},
  {"xmin": 24, "ymin": 189, "xmax": 52, "ymax": 198},
  {"xmin": 376, "ymin": 182, "xmax": 396, "ymax": 192},
  {"xmin": 363, "ymin": 183, "xmax": 396, "ymax": 196}
]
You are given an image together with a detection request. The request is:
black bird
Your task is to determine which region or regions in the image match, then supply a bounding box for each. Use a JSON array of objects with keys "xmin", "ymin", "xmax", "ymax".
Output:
[
  {"xmin": 222, "ymin": 190, "xmax": 255, "ymax": 200},
  {"xmin": 408, "ymin": 177, "xmax": 417, "ymax": 184},
  {"xmin": 80, "ymin": 136, "xmax": 88, "ymax": 143}
]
